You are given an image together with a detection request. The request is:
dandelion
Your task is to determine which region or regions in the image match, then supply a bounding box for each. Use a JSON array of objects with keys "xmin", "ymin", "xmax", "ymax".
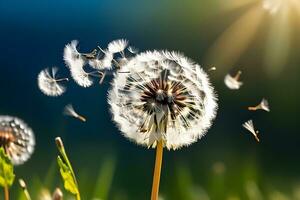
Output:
[
  {"xmin": 107, "ymin": 39, "xmax": 128, "ymax": 54},
  {"xmin": 224, "ymin": 70, "xmax": 243, "ymax": 90},
  {"xmin": 242, "ymin": 120, "xmax": 260, "ymax": 142},
  {"xmin": 108, "ymin": 50, "xmax": 217, "ymax": 200},
  {"xmin": 0, "ymin": 116, "xmax": 35, "ymax": 165},
  {"xmin": 63, "ymin": 104, "xmax": 86, "ymax": 122},
  {"xmin": 248, "ymin": 98, "xmax": 270, "ymax": 112},
  {"xmin": 38, "ymin": 68, "xmax": 68, "ymax": 96}
]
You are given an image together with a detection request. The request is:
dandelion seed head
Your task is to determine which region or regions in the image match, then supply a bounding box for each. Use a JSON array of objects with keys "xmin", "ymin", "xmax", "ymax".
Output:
[
  {"xmin": 224, "ymin": 71, "xmax": 243, "ymax": 90},
  {"xmin": 0, "ymin": 116, "xmax": 35, "ymax": 165},
  {"xmin": 38, "ymin": 68, "xmax": 67, "ymax": 96},
  {"xmin": 108, "ymin": 39, "xmax": 128, "ymax": 53},
  {"xmin": 108, "ymin": 50, "xmax": 218, "ymax": 150}
]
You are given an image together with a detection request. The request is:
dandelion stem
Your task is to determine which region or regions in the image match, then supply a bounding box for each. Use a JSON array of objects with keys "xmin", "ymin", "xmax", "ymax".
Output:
[
  {"xmin": 248, "ymin": 106, "xmax": 258, "ymax": 111},
  {"xmin": 151, "ymin": 140, "xmax": 163, "ymax": 200},
  {"xmin": 4, "ymin": 185, "xmax": 9, "ymax": 200}
]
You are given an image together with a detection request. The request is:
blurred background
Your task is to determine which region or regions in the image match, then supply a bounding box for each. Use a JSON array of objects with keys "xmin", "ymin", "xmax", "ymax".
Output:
[{"xmin": 0, "ymin": 0, "xmax": 299, "ymax": 199}]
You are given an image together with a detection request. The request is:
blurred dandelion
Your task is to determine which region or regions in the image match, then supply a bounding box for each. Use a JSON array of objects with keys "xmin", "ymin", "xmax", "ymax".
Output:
[
  {"xmin": 206, "ymin": 0, "xmax": 300, "ymax": 77},
  {"xmin": 109, "ymin": 50, "xmax": 217, "ymax": 200},
  {"xmin": 0, "ymin": 116, "xmax": 35, "ymax": 165},
  {"xmin": 52, "ymin": 188, "xmax": 63, "ymax": 200},
  {"xmin": 38, "ymin": 67, "xmax": 68, "ymax": 96},
  {"xmin": 224, "ymin": 71, "xmax": 243, "ymax": 90},
  {"xmin": 248, "ymin": 98, "xmax": 270, "ymax": 112},
  {"xmin": 63, "ymin": 104, "xmax": 86, "ymax": 122},
  {"xmin": 243, "ymin": 120, "xmax": 260, "ymax": 142},
  {"xmin": 38, "ymin": 189, "xmax": 52, "ymax": 200}
]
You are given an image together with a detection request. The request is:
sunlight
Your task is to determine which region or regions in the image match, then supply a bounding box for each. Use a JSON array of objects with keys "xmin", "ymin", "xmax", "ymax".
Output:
[{"xmin": 206, "ymin": 0, "xmax": 300, "ymax": 77}]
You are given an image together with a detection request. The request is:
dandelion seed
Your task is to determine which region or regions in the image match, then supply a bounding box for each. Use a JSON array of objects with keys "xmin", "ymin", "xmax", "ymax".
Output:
[
  {"xmin": 64, "ymin": 41, "xmax": 95, "ymax": 87},
  {"xmin": 242, "ymin": 120, "xmax": 260, "ymax": 142},
  {"xmin": 102, "ymin": 52, "xmax": 114, "ymax": 69},
  {"xmin": 64, "ymin": 40, "xmax": 86, "ymax": 70},
  {"xmin": 248, "ymin": 98, "xmax": 270, "ymax": 112},
  {"xmin": 82, "ymin": 48, "xmax": 98, "ymax": 59},
  {"xmin": 0, "ymin": 116, "xmax": 35, "ymax": 165},
  {"xmin": 224, "ymin": 70, "xmax": 243, "ymax": 90},
  {"xmin": 63, "ymin": 104, "xmax": 86, "ymax": 122},
  {"xmin": 69, "ymin": 65, "xmax": 95, "ymax": 87},
  {"xmin": 128, "ymin": 46, "xmax": 139, "ymax": 54},
  {"xmin": 208, "ymin": 67, "xmax": 217, "ymax": 71},
  {"xmin": 38, "ymin": 67, "xmax": 68, "ymax": 96},
  {"xmin": 107, "ymin": 39, "xmax": 128, "ymax": 54}
]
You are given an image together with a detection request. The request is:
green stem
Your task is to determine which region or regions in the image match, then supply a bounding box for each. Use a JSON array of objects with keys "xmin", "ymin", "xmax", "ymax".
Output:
[{"xmin": 56, "ymin": 138, "xmax": 81, "ymax": 200}]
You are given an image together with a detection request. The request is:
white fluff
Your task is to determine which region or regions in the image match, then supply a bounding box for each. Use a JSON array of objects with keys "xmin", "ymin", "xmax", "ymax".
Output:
[
  {"xmin": 64, "ymin": 40, "xmax": 94, "ymax": 87},
  {"xmin": 37, "ymin": 67, "xmax": 67, "ymax": 96},
  {"xmin": 0, "ymin": 116, "xmax": 35, "ymax": 165},
  {"xmin": 224, "ymin": 71, "xmax": 243, "ymax": 90},
  {"xmin": 108, "ymin": 50, "xmax": 218, "ymax": 150},
  {"xmin": 107, "ymin": 39, "xmax": 128, "ymax": 53},
  {"xmin": 242, "ymin": 120, "xmax": 260, "ymax": 142}
]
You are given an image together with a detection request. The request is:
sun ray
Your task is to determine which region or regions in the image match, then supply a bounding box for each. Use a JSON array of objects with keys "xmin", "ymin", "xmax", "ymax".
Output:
[{"xmin": 205, "ymin": 3, "xmax": 264, "ymax": 75}]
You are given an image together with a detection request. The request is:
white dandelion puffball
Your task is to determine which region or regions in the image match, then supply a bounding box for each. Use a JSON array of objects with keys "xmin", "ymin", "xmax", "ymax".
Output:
[
  {"xmin": 108, "ymin": 50, "xmax": 218, "ymax": 150},
  {"xmin": 0, "ymin": 116, "xmax": 35, "ymax": 165},
  {"xmin": 38, "ymin": 67, "xmax": 67, "ymax": 96},
  {"xmin": 108, "ymin": 39, "xmax": 128, "ymax": 53}
]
